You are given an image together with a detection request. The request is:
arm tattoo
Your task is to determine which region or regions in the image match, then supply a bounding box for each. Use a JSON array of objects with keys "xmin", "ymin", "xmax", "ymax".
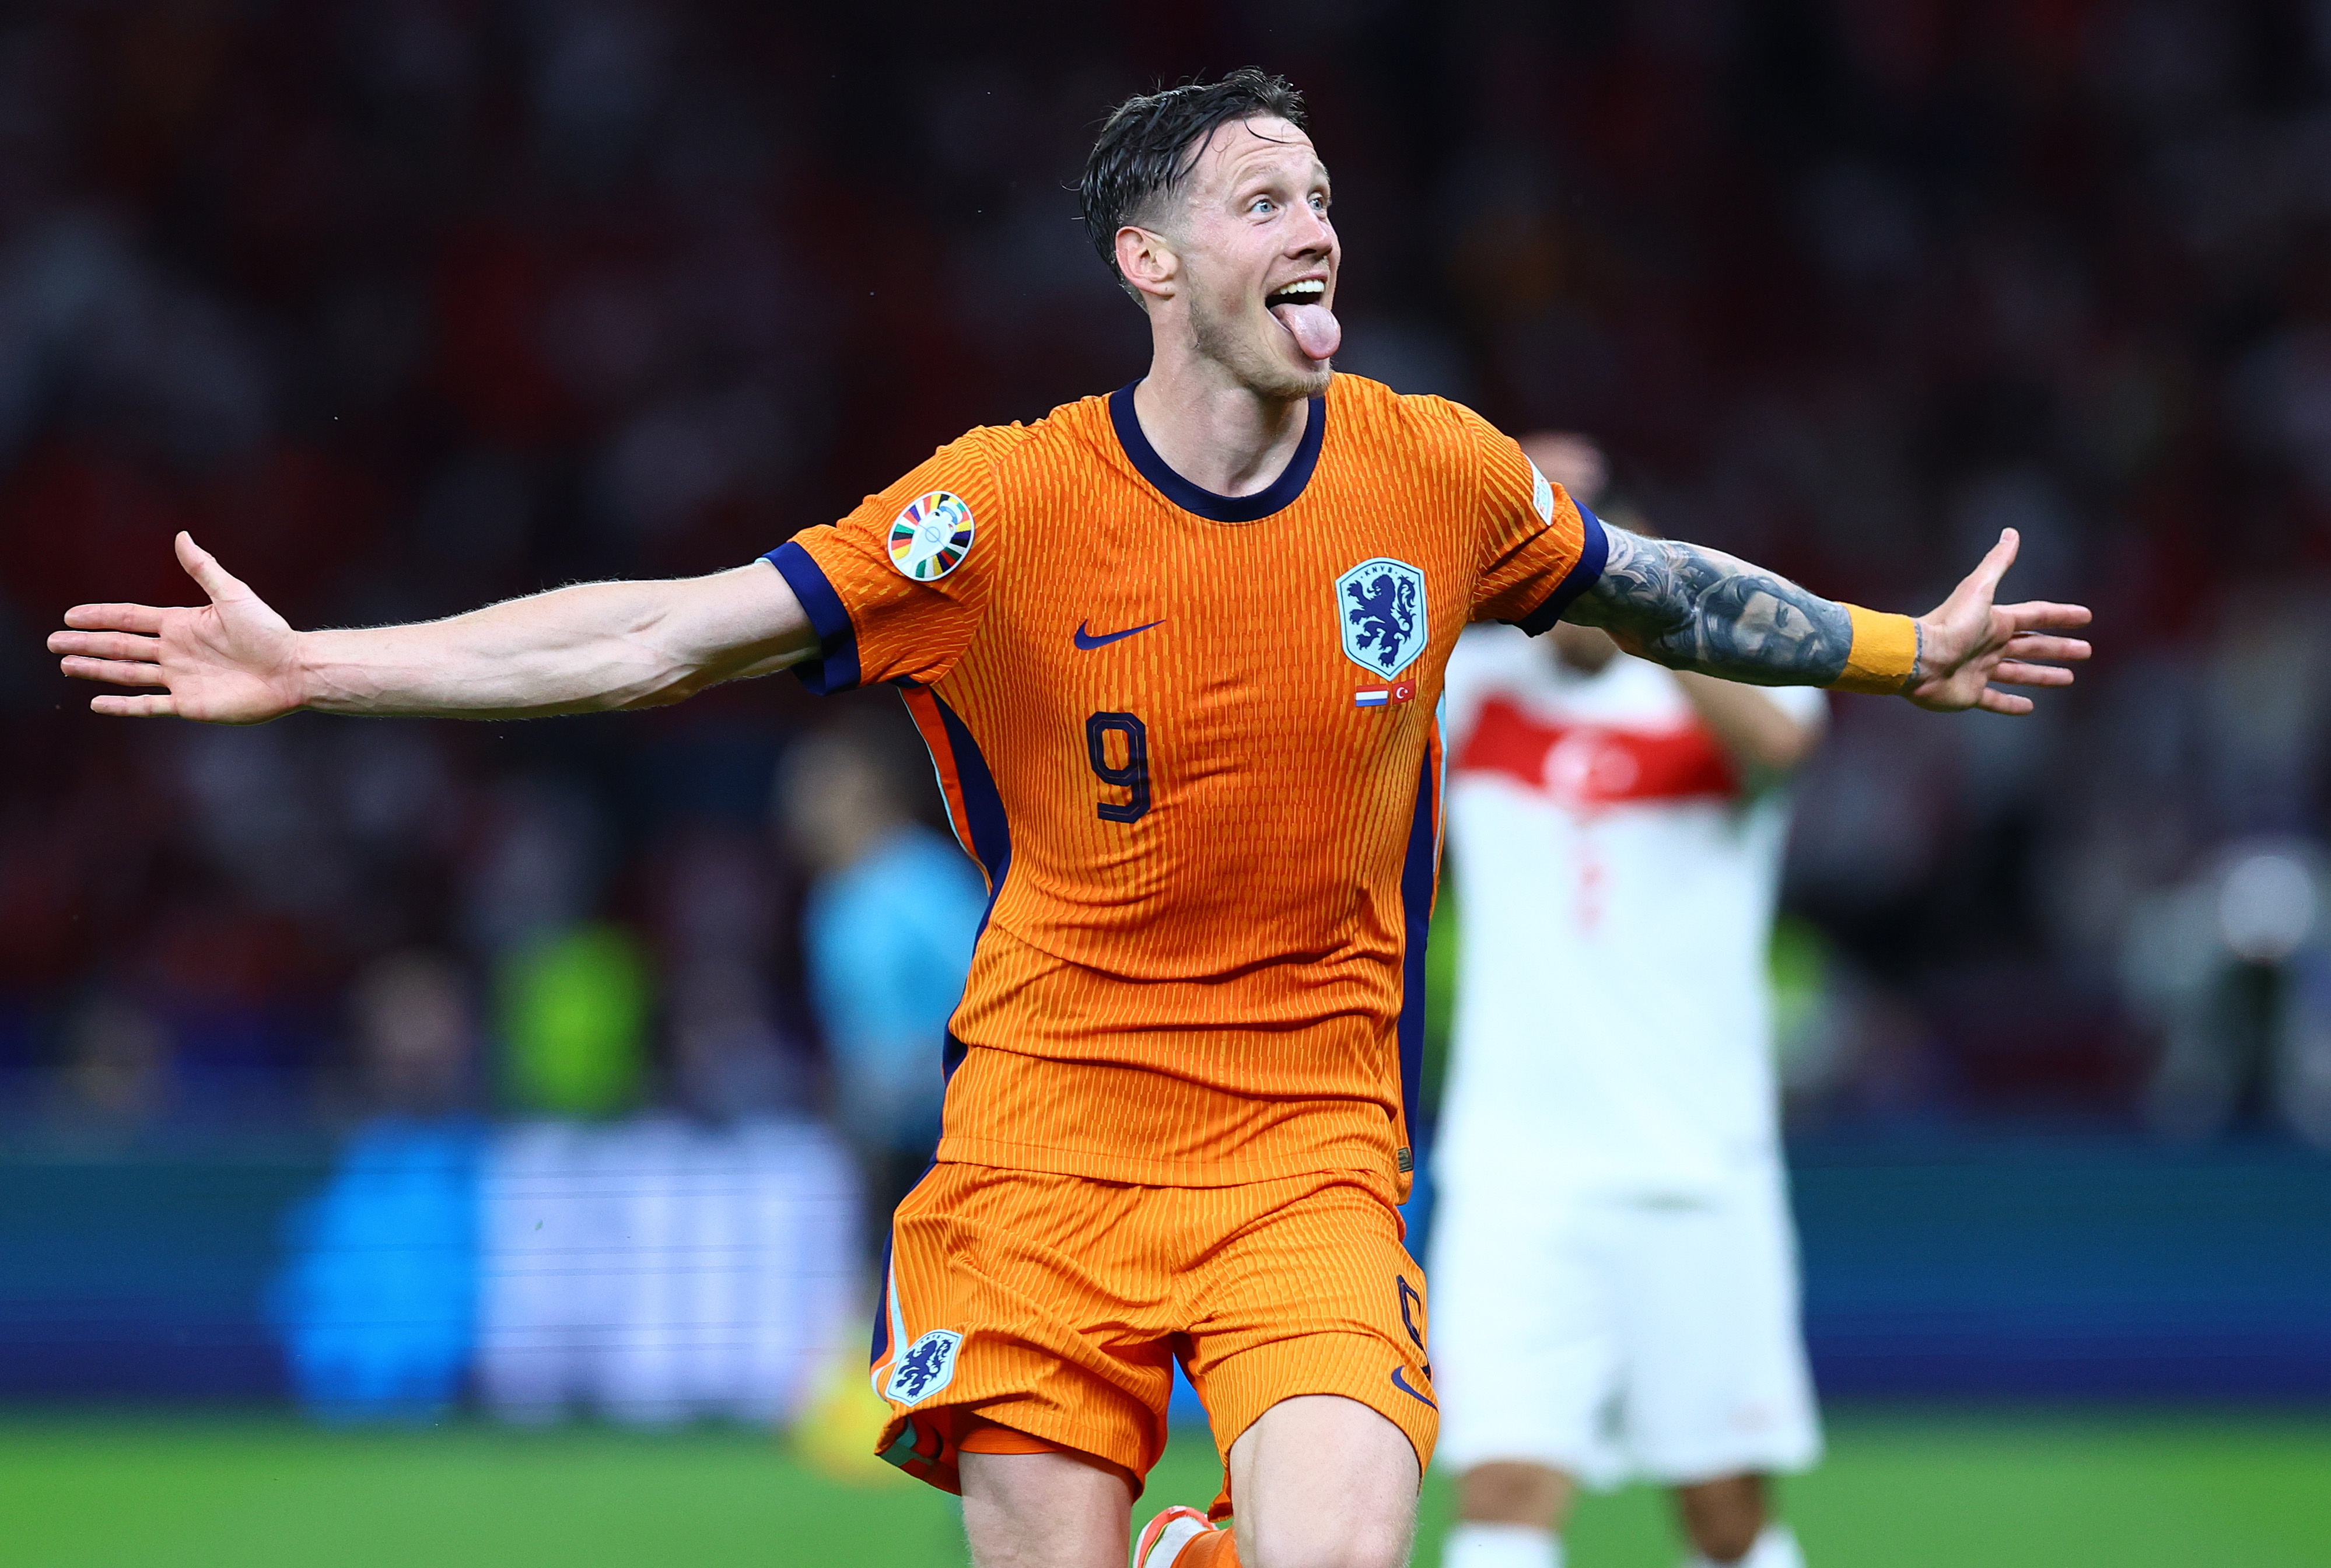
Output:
[{"xmin": 1563, "ymin": 526, "xmax": 1854, "ymax": 687}]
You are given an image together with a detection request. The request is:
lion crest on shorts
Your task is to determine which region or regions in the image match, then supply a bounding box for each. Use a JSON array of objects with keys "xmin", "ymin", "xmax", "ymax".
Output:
[{"xmin": 886, "ymin": 1328, "xmax": 964, "ymax": 1405}]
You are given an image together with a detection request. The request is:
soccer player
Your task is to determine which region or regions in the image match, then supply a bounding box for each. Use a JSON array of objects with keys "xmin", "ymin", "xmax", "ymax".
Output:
[
  {"xmin": 48, "ymin": 71, "xmax": 2087, "ymax": 1568},
  {"xmin": 1432, "ymin": 433, "xmax": 1825, "ymax": 1568}
]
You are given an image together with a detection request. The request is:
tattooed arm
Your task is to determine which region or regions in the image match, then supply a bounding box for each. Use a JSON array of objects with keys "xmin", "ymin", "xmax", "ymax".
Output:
[
  {"xmin": 1564, "ymin": 525, "xmax": 1861, "ymax": 687},
  {"xmin": 1563, "ymin": 524, "xmax": 2092, "ymax": 715}
]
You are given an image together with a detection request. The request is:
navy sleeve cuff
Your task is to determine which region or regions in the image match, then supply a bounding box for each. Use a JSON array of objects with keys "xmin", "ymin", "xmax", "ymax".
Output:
[
  {"xmin": 764, "ymin": 540, "xmax": 862, "ymax": 694},
  {"xmin": 1513, "ymin": 505, "xmax": 1610, "ymax": 637}
]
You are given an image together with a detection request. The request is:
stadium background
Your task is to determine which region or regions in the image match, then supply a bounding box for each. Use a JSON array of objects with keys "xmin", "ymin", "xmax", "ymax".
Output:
[{"xmin": 1, "ymin": 1, "xmax": 2327, "ymax": 1564}]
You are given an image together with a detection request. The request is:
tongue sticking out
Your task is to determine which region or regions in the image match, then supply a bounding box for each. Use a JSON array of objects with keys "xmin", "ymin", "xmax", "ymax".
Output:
[{"xmin": 1270, "ymin": 302, "xmax": 1342, "ymax": 362}]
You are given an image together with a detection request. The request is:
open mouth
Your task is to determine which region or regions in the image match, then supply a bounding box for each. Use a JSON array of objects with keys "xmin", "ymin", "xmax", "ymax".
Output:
[{"xmin": 1263, "ymin": 277, "xmax": 1340, "ymax": 362}]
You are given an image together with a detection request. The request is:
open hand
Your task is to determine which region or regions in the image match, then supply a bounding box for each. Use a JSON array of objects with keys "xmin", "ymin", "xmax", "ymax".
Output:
[
  {"xmin": 48, "ymin": 533, "xmax": 305, "ymax": 723},
  {"xmin": 1908, "ymin": 528, "xmax": 2092, "ymax": 715}
]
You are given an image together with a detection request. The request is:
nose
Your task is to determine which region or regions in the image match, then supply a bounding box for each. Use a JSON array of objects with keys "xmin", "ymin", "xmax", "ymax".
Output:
[{"xmin": 1287, "ymin": 202, "xmax": 1334, "ymax": 258}]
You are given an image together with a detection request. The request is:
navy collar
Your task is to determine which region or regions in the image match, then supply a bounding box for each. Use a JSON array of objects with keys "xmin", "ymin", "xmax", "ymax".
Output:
[{"xmin": 1108, "ymin": 381, "xmax": 1327, "ymax": 522}]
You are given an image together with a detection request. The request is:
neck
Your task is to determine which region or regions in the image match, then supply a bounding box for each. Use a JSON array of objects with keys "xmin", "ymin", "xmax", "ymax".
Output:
[{"xmin": 1130, "ymin": 346, "xmax": 1314, "ymax": 499}]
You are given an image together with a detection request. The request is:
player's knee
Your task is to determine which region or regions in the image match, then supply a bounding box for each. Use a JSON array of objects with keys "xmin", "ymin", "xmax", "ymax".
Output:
[
  {"xmin": 1229, "ymin": 1394, "xmax": 1421, "ymax": 1568},
  {"xmin": 1675, "ymin": 1474, "xmax": 1765, "ymax": 1564},
  {"xmin": 1240, "ymin": 1508, "xmax": 1412, "ymax": 1568},
  {"xmin": 1457, "ymin": 1460, "xmax": 1569, "ymax": 1527},
  {"xmin": 1692, "ymin": 1520, "xmax": 1762, "ymax": 1565}
]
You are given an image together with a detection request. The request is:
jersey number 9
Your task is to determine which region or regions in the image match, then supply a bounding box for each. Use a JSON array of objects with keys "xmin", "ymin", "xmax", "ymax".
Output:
[{"xmin": 1086, "ymin": 712, "xmax": 1150, "ymax": 825}]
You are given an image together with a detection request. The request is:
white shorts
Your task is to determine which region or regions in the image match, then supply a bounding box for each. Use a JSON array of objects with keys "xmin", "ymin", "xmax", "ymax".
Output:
[{"xmin": 1426, "ymin": 1161, "xmax": 1822, "ymax": 1487}]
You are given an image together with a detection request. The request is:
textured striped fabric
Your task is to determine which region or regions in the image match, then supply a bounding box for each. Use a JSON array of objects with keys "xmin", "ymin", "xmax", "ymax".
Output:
[
  {"xmin": 769, "ymin": 374, "xmax": 1597, "ymax": 1194},
  {"xmin": 871, "ymin": 1162, "xmax": 1437, "ymax": 1513}
]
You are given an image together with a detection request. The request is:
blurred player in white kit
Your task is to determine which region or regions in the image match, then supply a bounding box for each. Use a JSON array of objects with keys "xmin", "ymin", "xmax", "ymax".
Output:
[{"xmin": 1430, "ymin": 433, "xmax": 1825, "ymax": 1568}]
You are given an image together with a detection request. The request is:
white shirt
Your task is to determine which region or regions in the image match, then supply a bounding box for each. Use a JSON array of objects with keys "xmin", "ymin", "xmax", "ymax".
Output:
[{"xmin": 1435, "ymin": 626, "xmax": 1827, "ymax": 1194}]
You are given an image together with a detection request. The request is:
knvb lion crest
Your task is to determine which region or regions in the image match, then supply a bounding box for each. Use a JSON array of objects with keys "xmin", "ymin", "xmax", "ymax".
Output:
[
  {"xmin": 884, "ymin": 1328, "xmax": 963, "ymax": 1405},
  {"xmin": 1337, "ymin": 558, "xmax": 1429, "ymax": 680}
]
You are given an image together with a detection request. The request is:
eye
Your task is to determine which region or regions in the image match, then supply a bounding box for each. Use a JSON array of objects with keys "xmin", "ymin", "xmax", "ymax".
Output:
[{"xmin": 1250, "ymin": 196, "xmax": 1277, "ymax": 216}]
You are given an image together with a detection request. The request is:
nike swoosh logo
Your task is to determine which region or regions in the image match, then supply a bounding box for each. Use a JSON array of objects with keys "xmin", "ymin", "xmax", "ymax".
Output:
[
  {"xmin": 1073, "ymin": 619, "xmax": 1164, "ymax": 650},
  {"xmin": 1390, "ymin": 1367, "xmax": 1437, "ymax": 1409}
]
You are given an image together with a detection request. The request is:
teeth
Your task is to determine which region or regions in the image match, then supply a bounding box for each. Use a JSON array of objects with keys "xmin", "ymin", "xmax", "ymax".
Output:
[{"xmin": 1273, "ymin": 280, "xmax": 1325, "ymax": 299}]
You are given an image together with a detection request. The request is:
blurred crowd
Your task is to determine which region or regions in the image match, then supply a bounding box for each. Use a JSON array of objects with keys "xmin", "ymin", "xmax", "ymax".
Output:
[{"xmin": 3, "ymin": 0, "xmax": 2330, "ymax": 1162}]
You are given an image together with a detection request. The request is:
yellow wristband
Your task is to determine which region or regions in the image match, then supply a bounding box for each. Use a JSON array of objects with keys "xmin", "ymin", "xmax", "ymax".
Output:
[{"xmin": 1827, "ymin": 605, "xmax": 1919, "ymax": 695}]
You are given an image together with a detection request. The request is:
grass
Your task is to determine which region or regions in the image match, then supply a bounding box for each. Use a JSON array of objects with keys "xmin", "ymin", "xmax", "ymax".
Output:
[{"xmin": 2, "ymin": 1411, "xmax": 2328, "ymax": 1567}]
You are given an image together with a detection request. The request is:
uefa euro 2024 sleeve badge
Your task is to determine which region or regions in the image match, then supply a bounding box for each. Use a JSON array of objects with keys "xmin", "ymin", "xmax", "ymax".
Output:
[
  {"xmin": 887, "ymin": 491, "xmax": 975, "ymax": 582},
  {"xmin": 1337, "ymin": 558, "xmax": 1429, "ymax": 681}
]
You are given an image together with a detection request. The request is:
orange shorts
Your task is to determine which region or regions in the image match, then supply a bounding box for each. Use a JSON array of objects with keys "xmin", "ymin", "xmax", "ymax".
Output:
[{"xmin": 870, "ymin": 1162, "xmax": 1438, "ymax": 1518}]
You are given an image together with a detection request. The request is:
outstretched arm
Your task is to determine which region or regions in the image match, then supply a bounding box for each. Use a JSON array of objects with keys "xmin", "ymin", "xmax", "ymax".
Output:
[
  {"xmin": 49, "ymin": 532, "xmax": 818, "ymax": 723},
  {"xmin": 1563, "ymin": 524, "xmax": 2091, "ymax": 714}
]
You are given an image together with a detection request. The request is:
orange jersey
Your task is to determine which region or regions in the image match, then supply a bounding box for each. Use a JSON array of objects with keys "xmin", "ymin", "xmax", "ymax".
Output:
[{"xmin": 766, "ymin": 374, "xmax": 1604, "ymax": 1192}]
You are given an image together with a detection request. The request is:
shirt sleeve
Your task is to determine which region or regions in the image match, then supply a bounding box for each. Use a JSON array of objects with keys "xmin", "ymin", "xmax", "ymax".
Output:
[
  {"xmin": 761, "ymin": 432, "xmax": 1007, "ymax": 692},
  {"xmin": 1459, "ymin": 408, "xmax": 1610, "ymax": 634}
]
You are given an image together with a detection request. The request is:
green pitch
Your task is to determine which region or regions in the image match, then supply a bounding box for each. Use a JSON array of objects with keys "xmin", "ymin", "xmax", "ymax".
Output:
[{"xmin": 3, "ymin": 1412, "xmax": 2326, "ymax": 1568}]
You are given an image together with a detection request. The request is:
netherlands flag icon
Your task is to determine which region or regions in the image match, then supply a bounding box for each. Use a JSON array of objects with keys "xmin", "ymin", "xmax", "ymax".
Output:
[{"xmin": 1354, "ymin": 680, "xmax": 1417, "ymax": 708}]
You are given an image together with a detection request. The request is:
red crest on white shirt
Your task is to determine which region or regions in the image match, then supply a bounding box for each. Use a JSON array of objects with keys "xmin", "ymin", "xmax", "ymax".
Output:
[{"xmin": 1454, "ymin": 695, "xmax": 1738, "ymax": 810}]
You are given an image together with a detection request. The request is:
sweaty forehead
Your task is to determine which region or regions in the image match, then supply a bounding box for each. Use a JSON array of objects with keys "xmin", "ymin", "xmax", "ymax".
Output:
[{"xmin": 1185, "ymin": 117, "xmax": 1326, "ymax": 201}]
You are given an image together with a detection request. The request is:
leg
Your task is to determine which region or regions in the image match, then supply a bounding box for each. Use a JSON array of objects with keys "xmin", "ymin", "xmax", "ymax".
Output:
[
  {"xmin": 1457, "ymin": 1460, "xmax": 1574, "ymax": 1530},
  {"xmin": 961, "ymin": 1447, "xmax": 1134, "ymax": 1568},
  {"xmin": 874, "ymin": 1167, "xmax": 1182, "ymax": 1549},
  {"xmin": 1164, "ymin": 1178, "xmax": 1437, "ymax": 1563},
  {"xmin": 1444, "ymin": 1462, "xmax": 1576, "ymax": 1568},
  {"xmin": 1430, "ymin": 1176, "xmax": 1616, "ymax": 1568},
  {"xmin": 1673, "ymin": 1473, "xmax": 1764, "ymax": 1564},
  {"xmin": 1611, "ymin": 1175, "xmax": 1819, "ymax": 1558},
  {"xmin": 1225, "ymin": 1394, "xmax": 1420, "ymax": 1568}
]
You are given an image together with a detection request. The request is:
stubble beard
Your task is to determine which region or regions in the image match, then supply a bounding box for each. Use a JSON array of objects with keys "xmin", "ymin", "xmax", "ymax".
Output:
[{"xmin": 1190, "ymin": 289, "xmax": 1332, "ymax": 402}]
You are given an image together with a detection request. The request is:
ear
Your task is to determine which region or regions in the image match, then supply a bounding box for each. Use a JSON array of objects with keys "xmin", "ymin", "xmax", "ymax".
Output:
[{"xmin": 1115, "ymin": 224, "xmax": 1179, "ymax": 307}]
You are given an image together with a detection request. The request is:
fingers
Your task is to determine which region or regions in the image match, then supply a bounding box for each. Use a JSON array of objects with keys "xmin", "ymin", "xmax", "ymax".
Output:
[
  {"xmin": 89, "ymin": 692, "xmax": 178, "ymax": 718},
  {"xmin": 1976, "ymin": 687, "xmax": 2035, "ymax": 716},
  {"xmin": 61, "ymin": 602, "xmax": 169, "ymax": 634},
  {"xmin": 1992, "ymin": 660, "xmax": 2077, "ymax": 687},
  {"xmin": 2000, "ymin": 599, "xmax": 2093, "ymax": 632},
  {"xmin": 58, "ymin": 654, "xmax": 167, "ymax": 688},
  {"xmin": 1963, "ymin": 528, "xmax": 2021, "ymax": 602},
  {"xmin": 175, "ymin": 531, "xmax": 248, "ymax": 605},
  {"xmin": 48, "ymin": 629, "xmax": 162, "ymax": 662},
  {"xmin": 2002, "ymin": 633, "xmax": 2091, "ymax": 663}
]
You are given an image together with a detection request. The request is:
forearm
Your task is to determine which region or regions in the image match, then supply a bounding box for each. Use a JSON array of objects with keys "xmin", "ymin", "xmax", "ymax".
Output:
[
  {"xmin": 297, "ymin": 564, "xmax": 812, "ymax": 719},
  {"xmin": 1670, "ymin": 671, "xmax": 1819, "ymax": 771},
  {"xmin": 1564, "ymin": 526, "xmax": 1917, "ymax": 692}
]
